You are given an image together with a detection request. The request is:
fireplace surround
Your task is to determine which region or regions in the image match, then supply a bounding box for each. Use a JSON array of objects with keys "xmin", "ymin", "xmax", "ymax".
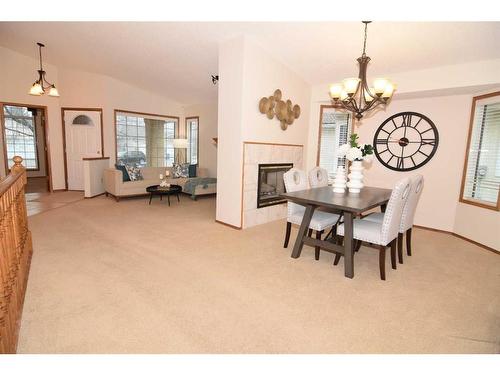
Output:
[{"xmin": 257, "ymin": 163, "xmax": 293, "ymax": 208}]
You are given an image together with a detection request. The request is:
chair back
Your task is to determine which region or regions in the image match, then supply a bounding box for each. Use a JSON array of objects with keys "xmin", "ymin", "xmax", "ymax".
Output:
[
  {"xmin": 380, "ymin": 178, "xmax": 411, "ymax": 245},
  {"xmin": 283, "ymin": 168, "xmax": 308, "ymax": 216},
  {"xmin": 308, "ymin": 167, "xmax": 329, "ymax": 188},
  {"xmin": 400, "ymin": 175, "xmax": 424, "ymax": 232}
]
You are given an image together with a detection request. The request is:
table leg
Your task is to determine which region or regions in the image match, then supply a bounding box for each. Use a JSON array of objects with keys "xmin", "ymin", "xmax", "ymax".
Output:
[
  {"xmin": 291, "ymin": 205, "xmax": 316, "ymax": 259},
  {"xmin": 167, "ymin": 195, "xmax": 171, "ymax": 206},
  {"xmin": 149, "ymin": 193, "xmax": 153, "ymax": 205},
  {"xmin": 177, "ymin": 193, "xmax": 180, "ymax": 202},
  {"xmin": 343, "ymin": 211, "xmax": 354, "ymax": 278}
]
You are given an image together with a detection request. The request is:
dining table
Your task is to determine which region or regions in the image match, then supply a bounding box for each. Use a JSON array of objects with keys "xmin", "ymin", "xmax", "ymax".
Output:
[{"xmin": 280, "ymin": 186, "xmax": 392, "ymax": 279}]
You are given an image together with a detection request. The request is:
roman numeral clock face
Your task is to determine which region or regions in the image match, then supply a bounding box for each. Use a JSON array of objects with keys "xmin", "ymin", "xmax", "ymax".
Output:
[{"xmin": 373, "ymin": 112, "xmax": 439, "ymax": 171}]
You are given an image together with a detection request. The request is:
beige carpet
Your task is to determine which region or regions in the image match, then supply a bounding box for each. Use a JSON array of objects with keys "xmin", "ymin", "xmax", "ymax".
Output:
[{"xmin": 18, "ymin": 193, "xmax": 500, "ymax": 353}]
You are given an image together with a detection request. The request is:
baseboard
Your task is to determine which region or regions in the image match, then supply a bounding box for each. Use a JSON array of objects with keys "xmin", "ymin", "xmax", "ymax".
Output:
[
  {"xmin": 414, "ymin": 225, "xmax": 498, "ymax": 255},
  {"xmin": 215, "ymin": 219, "xmax": 242, "ymax": 230},
  {"xmin": 84, "ymin": 192, "xmax": 106, "ymax": 199}
]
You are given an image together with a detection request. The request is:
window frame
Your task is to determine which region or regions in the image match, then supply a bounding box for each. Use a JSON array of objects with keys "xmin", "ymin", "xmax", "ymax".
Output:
[
  {"xmin": 316, "ymin": 105, "xmax": 355, "ymax": 177},
  {"xmin": 186, "ymin": 116, "xmax": 199, "ymax": 166},
  {"xmin": 114, "ymin": 109, "xmax": 180, "ymax": 168},
  {"xmin": 459, "ymin": 91, "xmax": 500, "ymax": 211},
  {"xmin": 2, "ymin": 105, "xmax": 40, "ymax": 171}
]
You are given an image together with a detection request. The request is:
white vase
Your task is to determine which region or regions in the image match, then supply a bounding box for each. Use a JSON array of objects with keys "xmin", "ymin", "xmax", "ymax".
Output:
[
  {"xmin": 347, "ymin": 160, "xmax": 364, "ymax": 194},
  {"xmin": 332, "ymin": 166, "xmax": 347, "ymax": 194}
]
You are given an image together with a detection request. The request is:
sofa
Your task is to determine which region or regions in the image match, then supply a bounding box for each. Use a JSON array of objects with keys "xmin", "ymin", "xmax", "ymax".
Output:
[{"xmin": 104, "ymin": 166, "xmax": 217, "ymax": 201}]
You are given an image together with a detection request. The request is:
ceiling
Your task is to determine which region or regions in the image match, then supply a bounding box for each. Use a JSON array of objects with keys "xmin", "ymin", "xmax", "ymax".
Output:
[{"xmin": 1, "ymin": 22, "xmax": 499, "ymax": 105}]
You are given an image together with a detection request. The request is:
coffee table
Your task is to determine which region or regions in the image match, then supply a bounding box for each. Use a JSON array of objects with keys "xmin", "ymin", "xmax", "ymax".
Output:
[{"xmin": 146, "ymin": 185, "xmax": 182, "ymax": 206}]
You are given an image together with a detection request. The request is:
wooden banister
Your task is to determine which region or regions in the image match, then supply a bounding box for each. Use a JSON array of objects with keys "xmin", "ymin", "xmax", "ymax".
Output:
[{"xmin": 0, "ymin": 156, "xmax": 33, "ymax": 353}]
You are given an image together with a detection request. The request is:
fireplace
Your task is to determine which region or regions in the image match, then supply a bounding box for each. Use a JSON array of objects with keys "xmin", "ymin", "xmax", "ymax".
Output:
[{"xmin": 257, "ymin": 163, "xmax": 293, "ymax": 208}]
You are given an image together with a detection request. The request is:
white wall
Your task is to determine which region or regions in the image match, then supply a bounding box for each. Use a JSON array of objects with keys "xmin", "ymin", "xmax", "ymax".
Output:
[
  {"xmin": 185, "ymin": 101, "xmax": 218, "ymax": 177},
  {"xmin": 216, "ymin": 36, "xmax": 311, "ymax": 228}
]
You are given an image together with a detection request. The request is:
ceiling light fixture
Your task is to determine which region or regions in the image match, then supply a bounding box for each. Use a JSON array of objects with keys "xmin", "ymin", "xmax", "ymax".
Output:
[
  {"xmin": 29, "ymin": 42, "xmax": 60, "ymax": 97},
  {"xmin": 329, "ymin": 21, "xmax": 395, "ymax": 119}
]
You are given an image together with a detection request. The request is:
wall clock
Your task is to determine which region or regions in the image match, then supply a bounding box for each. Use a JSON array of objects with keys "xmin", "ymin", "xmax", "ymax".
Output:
[{"xmin": 373, "ymin": 112, "xmax": 439, "ymax": 171}]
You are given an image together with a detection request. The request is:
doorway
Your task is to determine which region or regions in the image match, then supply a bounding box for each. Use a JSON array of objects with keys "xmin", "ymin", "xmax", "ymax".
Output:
[
  {"xmin": 62, "ymin": 108, "xmax": 103, "ymax": 190},
  {"xmin": 1, "ymin": 103, "xmax": 52, "ymax": 193}
]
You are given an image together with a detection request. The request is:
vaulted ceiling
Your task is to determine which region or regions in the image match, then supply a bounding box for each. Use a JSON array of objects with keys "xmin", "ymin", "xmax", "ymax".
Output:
[{"xmin": 1, "ymin": 22, "xmax": 499, "ymax": 105}]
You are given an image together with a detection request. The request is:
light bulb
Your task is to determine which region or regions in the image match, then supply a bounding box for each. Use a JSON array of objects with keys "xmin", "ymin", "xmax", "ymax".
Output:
[
  {"xmin": 48, "ymin": 85, "xmax": 60, "ymax": 97},
  {"xmin": 340, "ymin": 90, "xmax": 349, "ymax": 101},
  {"xmin": 382, "ymin": 82, "xmax": 395, "ymax": 98},
  {"xmin": 29, "ymin": 83, "xmax": 43, "ymax": 96},
  {"xmin": 342, "ymin": 78, "xmax": 361, "ymax": 95},
  {"xmin": 373, "ymin": 78, "xmax": 389, "ymax": 95},
  {"xmin": 329, "ymin": 84, "xmax": 343, "ymax": 99}
]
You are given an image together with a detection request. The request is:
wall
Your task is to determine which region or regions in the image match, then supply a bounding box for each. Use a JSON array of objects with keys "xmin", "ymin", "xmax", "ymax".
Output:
[
  {"xmin": 216, "ymin": 36, "xmax": 311, "ymax": 228},
  {"xmin": 185, "ymin": 101, "xmax": 218, "ymax": 177},
  {"xmin": 83, "ymin": 158, "xmax": 111, "ymax": 198}
]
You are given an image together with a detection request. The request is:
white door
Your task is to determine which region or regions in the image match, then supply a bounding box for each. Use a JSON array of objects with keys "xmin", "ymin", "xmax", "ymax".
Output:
[{"xmin": 64, "ymin": 110, "xmax": 102, "ymax": 190}]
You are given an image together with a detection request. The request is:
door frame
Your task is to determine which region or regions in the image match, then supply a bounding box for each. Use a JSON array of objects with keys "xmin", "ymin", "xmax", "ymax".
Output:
[
  {"xmin": 61, "ymin": 107, "xmax": 104, "ymax": 190},
  {"xmin": 0, "ymin": 101, "xmax": 53, "ymax": 192}
]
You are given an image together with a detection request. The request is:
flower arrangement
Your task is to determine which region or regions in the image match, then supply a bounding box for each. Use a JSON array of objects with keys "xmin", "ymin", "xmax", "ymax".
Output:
[{"xmin": 337, "ymin": 134, "xmax": 374, "ymax": 162}]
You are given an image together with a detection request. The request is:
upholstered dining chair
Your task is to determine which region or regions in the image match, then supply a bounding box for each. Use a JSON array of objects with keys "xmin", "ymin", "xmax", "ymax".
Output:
[
  {"xmin": 363, "ymin": 175, "xmax": 424, "ymax": 264},
  {"xmin": 335, "ymin": 178, "xmax": 411, "ymax": 280},
  {"xmin": 308, "ymin": 167, "xmax": 329, "ymax": 188},
  {"xmin": 283, "ymin": 168, "xmax": 341, "ymax": 260}
]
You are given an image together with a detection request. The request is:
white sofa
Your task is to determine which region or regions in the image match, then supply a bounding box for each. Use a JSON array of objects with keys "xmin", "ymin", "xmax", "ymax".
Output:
[{"xmin": 104, "ymin": 166, "xmax": 216, "ymax": 201}]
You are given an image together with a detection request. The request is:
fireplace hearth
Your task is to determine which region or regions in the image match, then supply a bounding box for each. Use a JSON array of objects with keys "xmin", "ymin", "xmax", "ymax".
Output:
[{"xmin": 257, "ymin": 163, "xmax": 293, "ymax": 208}]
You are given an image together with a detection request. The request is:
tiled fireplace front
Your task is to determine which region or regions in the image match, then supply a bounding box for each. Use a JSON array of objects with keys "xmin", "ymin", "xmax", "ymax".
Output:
[{"xmin": 242, "ymin": 142, "xmax": 303, "ymax": 229}]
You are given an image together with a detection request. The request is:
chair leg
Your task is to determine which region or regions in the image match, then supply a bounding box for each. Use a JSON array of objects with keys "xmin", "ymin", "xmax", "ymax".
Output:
[
  {"xmin": 355, "ymin": 239, "xmax": 362, "ymax": 252},
  {"xmin": 379, "ymin": 245, "xmax": 386, "ymax": 280},
  {"xmin": 397, "ymin": 233, "xmax": 404, "ymax": 264},
  {"xmin": 406, "ymin": 228, "xmax": 412, "ymax": 256},
  {"xmin": 315, "ymin": 230, "xmax": 323, "ymax": 260},
  {"xmin": 308, "ymin": 228, "xmax": 313, "ymax": 237},
  {"xmin": 333, "ymin": 254, "xmax": 341, "ymax": 265},
  {"xmin": 390, "ymin": 240, "xmax": 397, "ymax": 270},
  {"xmin": 283, "ymin": 222, "xmax": 292, "ymax": 248}
]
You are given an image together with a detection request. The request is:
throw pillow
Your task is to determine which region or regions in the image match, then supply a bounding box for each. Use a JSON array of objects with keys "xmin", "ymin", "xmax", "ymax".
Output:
[
  {"xmin": 172, "ymin": 163, "xmax": 183, "ymax": 178},
  {"xmin": 115, "ymin": 164, "xmax": 131, "ymax": 182},
  {"xmin": 172, "ymin": 163, "xmax": 190, "ymax": 178},
  {"xmin": 180, "ymin": 163, "xmax": 190, "ymax": 178},
  {"xmin": 125, "ymin": 164, "xmax": 144, "ymax": 181},
  {"xmin": 188, "ymin": 164, "xmax": 197, "ymax": 178}
]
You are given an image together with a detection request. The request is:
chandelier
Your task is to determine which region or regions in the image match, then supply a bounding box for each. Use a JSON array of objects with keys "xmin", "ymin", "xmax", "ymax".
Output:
[
  {"xmin": 29, "ymin": 42, "xmax": 60, "ymax": 97},
  {"xmin": 329, "ymin": 21, "xmax": 394, "ymax": 119}
]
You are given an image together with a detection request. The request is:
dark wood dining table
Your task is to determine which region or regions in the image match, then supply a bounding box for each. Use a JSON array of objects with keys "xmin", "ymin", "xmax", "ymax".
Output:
[{"xmin": 280, "ymin": 186, "xmax": 392, "ymax": 279}]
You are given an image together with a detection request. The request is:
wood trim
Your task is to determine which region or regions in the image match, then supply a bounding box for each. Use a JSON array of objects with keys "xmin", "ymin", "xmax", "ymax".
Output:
[
  {"xmin": 458, "ymin": 91, "xmax": 500, "ymax": 212},
  {"xmin": 0, "ymin": 102, "xmax": 53, "ymax": 192},
  {"xmin": 82, "ymin": 157, "xmax": 110, "ymax": 161},
  {"xmin": 240, "ymin": 141, "xmax": 305, "ymax": 228},
  {"xmin": 185, "ymin": 116, "xmax": 199, "ymax": 166},
  {"xmin": 61, "ymin": 107, "xmax": 104, "ymax": 190},
  {"xmin": 413, "ymin": 225, "xmax": 499, "ymax": 255},
  {"xmin": 316, "ymin": 105, "xmax": 356, "ymax": 166},
  {"xmin": 84, "ymin": 192, "xmax": 106, "ymax": 199},
  {"xmin": 215, "ymin": 219, "xmax": 242, "ymax": 230},
  {"xmin": 113, "ymin": 109, "xmax": 180, "ymax": 166}
]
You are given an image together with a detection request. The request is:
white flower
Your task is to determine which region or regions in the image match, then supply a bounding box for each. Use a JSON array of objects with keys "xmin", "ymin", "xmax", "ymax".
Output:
[
  {"xmin": 337, "ymin": 144, "xmax": 350, "ymax": 157},
  {"xmin": 346, "ymin": 147, "xmax": 363, "ymax": 161}
]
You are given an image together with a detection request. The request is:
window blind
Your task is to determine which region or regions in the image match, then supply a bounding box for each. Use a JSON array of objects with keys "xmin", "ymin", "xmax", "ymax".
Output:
[
  {"xmin": 463, "ymin": 101, "xmax": 500, "ymax": 206},
  {"xmin": 318, "ymin": 110, "xmax": 351, "ymax": 179}
]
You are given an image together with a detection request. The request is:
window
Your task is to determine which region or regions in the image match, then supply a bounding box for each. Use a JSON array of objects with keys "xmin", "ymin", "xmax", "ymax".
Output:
[
  {"xmin": 460, "ymin": 92, "xmax": 500, "ymax": 211},
  {"xmin": 3, "ymin": 105, "xmax": 39, "ymax": 170},
  {"xmin": 317, "ymin": 106, "xmax": 352, "ymax": 179},
  {"xmin": 115, "ymin": 111, "xmax": 178, "ymax": 167},
  {"xmin": 186, "ymin": 117, "xmax": 199, "ymax": 165}
]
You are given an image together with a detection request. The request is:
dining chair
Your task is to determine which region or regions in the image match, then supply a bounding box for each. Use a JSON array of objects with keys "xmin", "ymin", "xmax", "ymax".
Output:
[
  {"xmin": 308, "ymin": 166, "xmax": 329, "ymax": 188},
  {"xmin": 363, "ymin": 175, "xmax": 424, "ymax": 263},
  {"xmin": 335, "ymin": 178, "xmax": 411, "ymax": 280},
  {"xmin": 283, "ymin": 168, "xmax": 341, "ymax": 260}
]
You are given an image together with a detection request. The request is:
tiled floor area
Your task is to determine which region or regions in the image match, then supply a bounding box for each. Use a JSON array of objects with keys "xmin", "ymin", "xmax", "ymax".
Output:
[{"xmin": 26, "ymin": 191, "xmax": 84, "ymax": 216}]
